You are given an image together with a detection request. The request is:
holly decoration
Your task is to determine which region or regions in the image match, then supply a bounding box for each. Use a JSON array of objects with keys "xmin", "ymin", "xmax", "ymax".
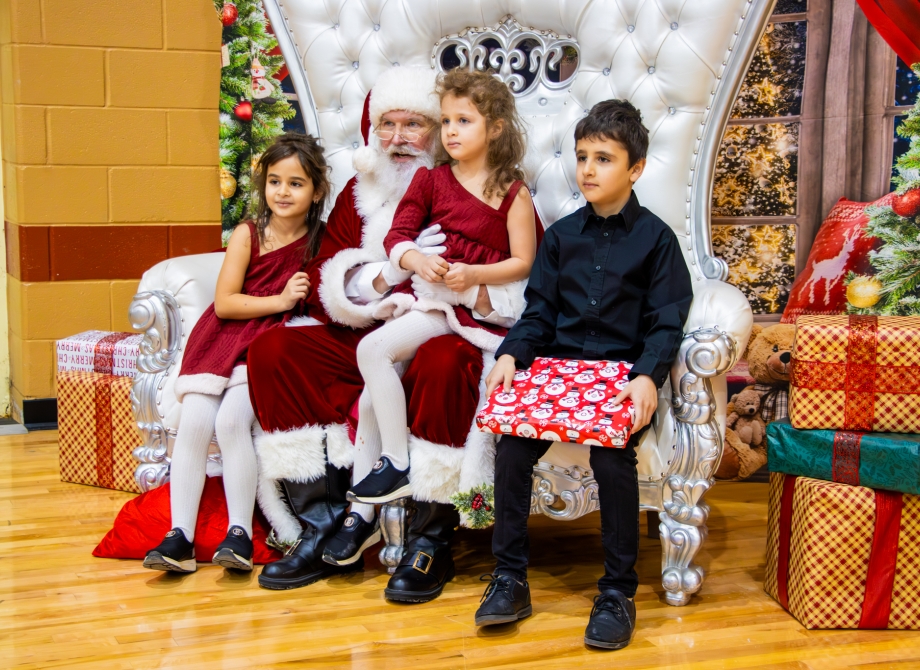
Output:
[
  {"xmin": 892, "ymin": 188, "xmax": 920, "ymax": 218},
  {"xmin": 214, "ymin": 0, "xmax": 295, "ymax": 231},
  {"xmin": 450, "ymin": 484, "xmax": 495, "ymax": 529},
  {"xmin": 233, "ymin": 100, "xmax": 253, "ymax": 122},
  {"xmin": 221, "ymin": 2, "xmax": 238, "ymax": 26}
]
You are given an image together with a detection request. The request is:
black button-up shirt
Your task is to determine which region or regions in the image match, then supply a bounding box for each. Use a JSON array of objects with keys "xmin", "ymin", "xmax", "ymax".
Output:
[{"xmin": 496, "ymin": 192, "xmax": 693, "ymax": 388}]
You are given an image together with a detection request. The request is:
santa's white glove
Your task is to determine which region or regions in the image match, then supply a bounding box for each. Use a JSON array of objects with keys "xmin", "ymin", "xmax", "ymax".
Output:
[
  {"xmin": 411, "ymin": 275, "xmax": 478, "ymax": 308},
  {"xmin": 415, "ymin": 223, "xmax": 447, "ymax": 257}
]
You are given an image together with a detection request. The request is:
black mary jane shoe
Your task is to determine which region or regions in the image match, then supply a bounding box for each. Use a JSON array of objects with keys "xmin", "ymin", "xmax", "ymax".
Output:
[
  {"xmin": 384, "ymin": 544, "xmax": 456, "ymax": 603},
  {"xmin": 143, "ymin": 528, "xmax": 196, "ymax": 573},
  {"xmin": 474, "ymin": 574, "xmax": 532, "ymax": 626},
  {"xmin": 322, "ymin": 513, "xmax": 381, "ymax": 566},
  {"xmin": 347, "ymin": 456, "xmax": 412, "ymax": 505},
  {"xmin": 584, "ymin": 589, "xmax": 637, "ymax": 650},
  {"xmin": 258, "ymin": 530, "xmax": 363, "ymax": 590}
]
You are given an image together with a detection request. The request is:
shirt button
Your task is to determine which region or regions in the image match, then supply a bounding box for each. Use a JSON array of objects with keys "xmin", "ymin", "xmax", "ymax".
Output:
[
  {"xmin": 603, "ymin": 232, "xmax": 609, "ymax": 237},
  {"xmin": 590, "ymin": 330, "xmax": 596, "ymax": 336},
  {"xmin": 591, "ymin": 299, "xmax": 597, "ymax": 305},
  {"xmin": 595, "ymin": 265, "xmax": 601, "ymax": 270}
]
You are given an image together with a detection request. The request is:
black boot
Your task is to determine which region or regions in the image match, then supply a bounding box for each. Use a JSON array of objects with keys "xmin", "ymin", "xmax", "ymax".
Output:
[
  {"xmin": 258, "ymin": 461, "xmax": 360, "ymax": 590},
  {"xmin": 384, "ymin": 501, "xmax": 458, "ymax": 603}
]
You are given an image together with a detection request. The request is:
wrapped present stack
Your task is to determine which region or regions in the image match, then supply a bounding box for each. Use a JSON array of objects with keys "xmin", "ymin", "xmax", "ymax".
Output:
[
  {"xmin": 764, "ymin": 314, "xmax": 920, "ymax": 629},
  {"xmin": 57, "ymin": 330, "xmax": 144, "ymax": 494}
]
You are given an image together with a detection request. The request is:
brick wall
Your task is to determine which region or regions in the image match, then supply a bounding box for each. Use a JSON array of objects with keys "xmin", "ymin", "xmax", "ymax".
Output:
[{"xmin": 0, "ymin": 0, "xmax": 222, "ymax": 418}]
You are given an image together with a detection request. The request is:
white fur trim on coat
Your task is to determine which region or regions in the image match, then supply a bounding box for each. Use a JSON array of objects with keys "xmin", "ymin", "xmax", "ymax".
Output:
[
  {"xmin": 368, "ymin": 66, "xmax": 440, "ymax": 129},
  {"xmin": 373, "ymin": 296, "xmax": 507, "ymax": 353},
  {"xmin": 324, "ymin": 422, "xmax": 355, "ymax": 469}
]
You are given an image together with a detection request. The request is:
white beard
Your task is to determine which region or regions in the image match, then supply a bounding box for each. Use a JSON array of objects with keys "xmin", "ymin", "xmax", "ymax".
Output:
[{"xmin": 358, "ymin": 135, "xmax": 436, "ymax": 209}]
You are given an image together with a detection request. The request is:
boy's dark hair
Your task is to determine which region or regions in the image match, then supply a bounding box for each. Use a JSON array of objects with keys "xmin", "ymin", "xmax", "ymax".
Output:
[{"xmin": 574, "ymin": 99, "xmax": 649, "ymax": 167}]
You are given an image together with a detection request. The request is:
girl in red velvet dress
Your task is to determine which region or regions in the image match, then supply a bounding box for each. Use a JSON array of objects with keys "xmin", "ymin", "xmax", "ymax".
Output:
[
  {"xmin": 143, "ymin": 134, "xmax": 330, "ymax": 574},
  {"xmin": 321, "ymin": 70, "xmax": 537, "ymax": 566}
]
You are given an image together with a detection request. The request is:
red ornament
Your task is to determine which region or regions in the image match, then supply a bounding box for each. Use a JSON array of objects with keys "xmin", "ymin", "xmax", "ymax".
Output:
[
  {"xmin": 892, "ymin": 188, "xmax": 920, "ymax": 218},
  {"xmin": 221, "ymin": 3, "xmax": 238, "ymax": 27},
  {"xmin": 234, "ymin": 100, "xmax": 253, "ymax": 122}
]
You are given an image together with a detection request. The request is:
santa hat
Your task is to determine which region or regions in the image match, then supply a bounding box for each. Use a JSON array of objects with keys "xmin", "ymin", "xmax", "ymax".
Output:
[{"xmin": 353, "ymin": 65, "xmax": 440, "ymax": 173}]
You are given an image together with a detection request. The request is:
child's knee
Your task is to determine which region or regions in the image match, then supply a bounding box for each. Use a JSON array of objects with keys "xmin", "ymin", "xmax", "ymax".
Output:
[{"xmin": 215, "ymin": 406, "xmax": 253, "ymax": 445}]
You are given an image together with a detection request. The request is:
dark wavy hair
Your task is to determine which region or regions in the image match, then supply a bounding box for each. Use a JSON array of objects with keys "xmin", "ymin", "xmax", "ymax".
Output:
[
  {"xmin": 251, "ymin": 132, "xmax": 331, "ymax": 263},
  {"xmin": 574, "ymin": 99, "xmax": 649, "ymax": 167},
  {"xmin": 437, "ymin": 69, "xmax": 526, "ymax": 200}
]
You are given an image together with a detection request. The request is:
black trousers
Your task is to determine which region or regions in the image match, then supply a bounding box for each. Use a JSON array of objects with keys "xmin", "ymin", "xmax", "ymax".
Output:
[{"xmin": 491, "ymin": 432, "xmax": 641, "ymax": 596}]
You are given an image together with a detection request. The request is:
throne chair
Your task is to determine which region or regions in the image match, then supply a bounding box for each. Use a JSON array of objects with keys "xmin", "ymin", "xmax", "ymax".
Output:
[{"xmin": 129, "ymin": 0, "xmax": 763, "ymax": 606}]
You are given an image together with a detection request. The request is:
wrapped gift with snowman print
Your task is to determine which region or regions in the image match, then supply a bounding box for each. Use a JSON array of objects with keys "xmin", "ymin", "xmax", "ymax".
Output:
[{"xmin": 476, "ymin": 358, "xmax": 635, "ymax": 446}]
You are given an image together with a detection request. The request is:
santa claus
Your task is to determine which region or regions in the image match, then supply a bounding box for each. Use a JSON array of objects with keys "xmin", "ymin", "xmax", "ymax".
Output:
[{"xmin": 247, "ymin": 66, "xmax": 527, "ymax": 600}]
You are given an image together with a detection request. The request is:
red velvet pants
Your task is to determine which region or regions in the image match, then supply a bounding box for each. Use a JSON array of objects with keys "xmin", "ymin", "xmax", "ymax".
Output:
[{"xmin": 248, "ymin": 325, "xmax": 483, "ymax": 449}]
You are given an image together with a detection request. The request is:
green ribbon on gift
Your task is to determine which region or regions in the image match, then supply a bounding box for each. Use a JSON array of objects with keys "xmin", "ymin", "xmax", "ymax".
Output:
[{"xmin": 767, "ymin": 419, "xmax": 920, "ymax": 495}]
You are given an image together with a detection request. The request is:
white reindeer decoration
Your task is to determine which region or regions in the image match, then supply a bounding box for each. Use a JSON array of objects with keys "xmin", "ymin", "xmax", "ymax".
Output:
[{"xmin": 803, "ymin": 228, "xmax": 859, "ymax": 305}]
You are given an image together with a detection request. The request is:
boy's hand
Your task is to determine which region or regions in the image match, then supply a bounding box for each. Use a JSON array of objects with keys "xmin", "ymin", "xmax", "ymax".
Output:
[
  {"xmin": 278, "ymin": 272, "xmax": 310, "ymax": 311},
  {"xmin": 486, "ymin": 354, "xmax": 517, "ymax": 396},
  {"xmin": 444, "ymin": 263, "xmax": 478, "ymax": 292},
  {"xmin": 613, "ymin": 374, "xmax": 658, "ymax": 432}
]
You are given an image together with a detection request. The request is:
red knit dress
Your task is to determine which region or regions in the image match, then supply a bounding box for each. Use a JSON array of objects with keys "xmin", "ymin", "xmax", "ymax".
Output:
[
  {"xmin": 175, "ymin": 221, "xmax": 309, "ymax": 399},
  {"xmin": 382, "ymin": 164, "xmax": 528, "ymax": 342}
]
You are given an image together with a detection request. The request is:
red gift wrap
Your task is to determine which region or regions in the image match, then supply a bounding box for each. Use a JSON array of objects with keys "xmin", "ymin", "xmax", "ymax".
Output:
[
  {"xmin": 765, "ymin": 472, "xmax": 920, "ymax": 629},
  {"xmin": 476, "ymin": 358, "xmax": 634, "ymax": 446},
  {"xmin": 58, "ymin": 370, "xmax": 142, "ymax": 493},
  {"xmin": 789, "ymin": 314, "xmax": 920, "ymax": 432}
]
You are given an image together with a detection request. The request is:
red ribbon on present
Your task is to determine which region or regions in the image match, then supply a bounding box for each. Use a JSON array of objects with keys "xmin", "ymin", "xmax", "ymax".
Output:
[
  {"xmin": 788, "ymin": 315, "xmax": 916, "ymax": 431},
  {"xmin": 832, "ymin": 431, "xmax": 863, "ymax": 486},
  {"xmin": 92, "ymin": 332, "xmax": 132, "ymax": 375},
  {"xmin": 775, "ymin": 474, "xmax": 903, "ymax": 629},
  {"xmin": 93, "ymin": 375, "xmax": 116, "ymax": 489}
]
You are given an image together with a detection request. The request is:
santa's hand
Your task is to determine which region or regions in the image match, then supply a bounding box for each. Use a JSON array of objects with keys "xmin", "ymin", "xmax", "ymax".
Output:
[
  {"xmin": 415, "ymin": 224, "xmax": 447, "ymax": 257},
  {"xmin": 380, "ymin": 260, "xmax": 413, "ymax": 287},
  {"xmin": 613, "ymin": 374, "xmax": 657, "ymax": 432},
  {"xmin": 486, "ymin": 354, "xmax": 517, "ymax": 396},
  {"xmin": 411, "ymin": 275, "xmax": 462, "ymax": 305}
]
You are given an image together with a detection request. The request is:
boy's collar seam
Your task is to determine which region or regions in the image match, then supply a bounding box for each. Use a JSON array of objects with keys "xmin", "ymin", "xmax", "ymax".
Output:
[{"xmin": 579, "ymin": 192, "xmax": 640, "ymax": 233}]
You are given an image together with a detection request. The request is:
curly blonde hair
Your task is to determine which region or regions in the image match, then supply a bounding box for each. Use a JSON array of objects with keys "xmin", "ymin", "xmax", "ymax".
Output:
[{"xmin": 437, "ymin": 69, "xmax": 526, "ymax": 200}]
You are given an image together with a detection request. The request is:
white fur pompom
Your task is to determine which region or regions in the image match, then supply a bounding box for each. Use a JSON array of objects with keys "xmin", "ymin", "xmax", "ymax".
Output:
[{"xmin": 352, "ymin": 145, "xmax": 377, "ymax": 174}]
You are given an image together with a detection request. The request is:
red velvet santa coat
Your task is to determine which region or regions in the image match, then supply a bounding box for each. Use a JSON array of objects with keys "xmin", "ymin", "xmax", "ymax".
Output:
[{"xmin": 248, "ymin": 169, "xmax": 509, "ymax": 540}]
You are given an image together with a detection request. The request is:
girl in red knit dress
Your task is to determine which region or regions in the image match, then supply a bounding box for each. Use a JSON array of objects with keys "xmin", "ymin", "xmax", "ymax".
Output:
[
  {"xmin": 144, "ymin": 134, "xmax": 330, "ymax": 574},
  {"xmin": 322, "ymin": 70, "xmax": 537, "ymax": 565}
]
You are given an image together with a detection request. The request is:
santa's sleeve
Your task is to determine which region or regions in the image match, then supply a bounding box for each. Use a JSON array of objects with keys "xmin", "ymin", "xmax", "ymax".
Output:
[{"xmin": 383, "ymin": 167, "xmax": 433, "ymax": 270}]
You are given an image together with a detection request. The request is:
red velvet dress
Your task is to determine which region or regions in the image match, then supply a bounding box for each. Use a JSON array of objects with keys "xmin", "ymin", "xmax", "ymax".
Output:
[
  {"xmin": 178, "ymin": 221, "xmax": 308, "ymax": 395},
  {"xmin": 383, "ymin": 164, "xmax": 525, "ymax": 339}
]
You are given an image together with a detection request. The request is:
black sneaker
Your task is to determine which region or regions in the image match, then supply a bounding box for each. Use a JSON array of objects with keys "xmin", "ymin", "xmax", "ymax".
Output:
[
  {"xmin": 322, "ymin": 513, "xmax": 381, "ymax": 566},
  {"xmin": 143, "ymin": 528, "xmax": 196, "ymax": 573},
  {"xmin": 584, "ymin": 589, "xmax": 637, "ymax": 650},
  {"xmin": 347, "ymin": 457, "xmax": 411, "ymax": 504},
  {"xmin": 474, "ymin": 574, "xmax": 532, "ymax": 626},
  {"xmin": 212, "ymin": 525, "xmax": 254, "ymax": 571}
]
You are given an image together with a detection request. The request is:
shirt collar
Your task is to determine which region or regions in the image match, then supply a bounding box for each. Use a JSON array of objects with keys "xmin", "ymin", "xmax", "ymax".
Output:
[{"xmin": 579, "ymin": 191, "xmax": 641, "ymax": 233}]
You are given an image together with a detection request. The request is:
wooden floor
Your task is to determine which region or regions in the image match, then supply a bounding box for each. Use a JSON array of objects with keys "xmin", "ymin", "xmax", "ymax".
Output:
[{"xmin": 3, "ymin": 433, "xmax": 920, "ymax": 669}]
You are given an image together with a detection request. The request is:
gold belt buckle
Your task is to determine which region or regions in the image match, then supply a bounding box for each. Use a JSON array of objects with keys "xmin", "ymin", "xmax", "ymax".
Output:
[{"xmin": 412, "ymin": 551, "xmax": 433, "ymax": 574}]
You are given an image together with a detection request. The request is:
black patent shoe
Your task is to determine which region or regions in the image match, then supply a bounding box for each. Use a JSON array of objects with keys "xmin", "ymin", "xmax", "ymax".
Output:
[
  {"xmin": 347, "ymin": 457, "xmax": 411, "ymax": 504},
  {"xmin": 143, "ymin": 528, "xmax": 196, "ymax": 573},
  {"xmin": 474, "ymin": 574, "xmax": 532, "ymax": 626},
  {"xmin": 212, "ymin": 525, "xmax": 253, "ymax": 571},
  {"xmin": 322, "ymin": 513, "xmax": 381, "ymax": 566},
  {"xmin": 384, "ymin": 544, "xmax": 455, "ymax": 603},
  {"xmin": 584, "ymin": 589, "xmax": 637, "ymax": 650},
  {"xmin": 258, "ymin": 531, "xmax": 362, "ymax": 590}
]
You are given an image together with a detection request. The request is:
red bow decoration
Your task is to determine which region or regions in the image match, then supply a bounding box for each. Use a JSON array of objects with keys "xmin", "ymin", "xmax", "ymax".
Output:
[{"xmin": 856, "ymin": 0, "xmax": 920, "ymax": 66}]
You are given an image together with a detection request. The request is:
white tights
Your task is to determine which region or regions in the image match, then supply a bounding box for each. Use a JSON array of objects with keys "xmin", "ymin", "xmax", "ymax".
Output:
[
  {"xmin": 352, "ymin": 311, "xmax": 453, "ymax": 521},
  {"xmin": 168, "ymin": 384, "xmax": 258, "ymax": 541}
]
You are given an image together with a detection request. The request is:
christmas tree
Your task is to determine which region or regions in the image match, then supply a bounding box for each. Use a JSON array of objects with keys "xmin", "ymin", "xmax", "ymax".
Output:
[
  {"xmin": 847, "ymin": 63, "xmax": 920, "ymax": 315},
  {"xmin": 214, "ymin": 1, "xmax": 295, "ymax": 233}
]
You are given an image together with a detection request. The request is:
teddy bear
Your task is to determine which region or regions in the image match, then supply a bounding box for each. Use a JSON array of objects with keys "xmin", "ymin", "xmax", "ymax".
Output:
[
  {"xmin": 715, "ymin": 323, "xmax": 795, "ymax": 481},
  {"xmin": 725, "ymin": 387, "xmax": 766, "ymax": 448}
]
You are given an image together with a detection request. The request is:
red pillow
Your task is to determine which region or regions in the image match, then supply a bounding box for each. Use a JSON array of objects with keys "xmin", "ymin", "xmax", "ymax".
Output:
[
  {"xmin": 94, "ymin": 476, "xmax": 282, "ymax": 564},
  {"xmin": 781, "ymin": 193, "xmax": 893, "ymax": 324}
]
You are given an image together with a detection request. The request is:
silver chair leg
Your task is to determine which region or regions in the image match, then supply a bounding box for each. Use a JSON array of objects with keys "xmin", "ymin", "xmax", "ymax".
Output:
[
  {"xmin": 378, "ymin": 499, "xmax": 409, "ymax": 573},
  {"xmin": 659, "ymin": 508, "xmax": 708, "ymax": 606}
]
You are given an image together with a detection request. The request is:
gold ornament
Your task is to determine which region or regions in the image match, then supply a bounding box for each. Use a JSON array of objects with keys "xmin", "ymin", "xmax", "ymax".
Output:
[
  {"xmin": 846, "ymin": 276, "xmax": 882, "ymax": 309},
  {"xmin": 220, "ymin": 169, "xmax": 237, "ymax": 200}
]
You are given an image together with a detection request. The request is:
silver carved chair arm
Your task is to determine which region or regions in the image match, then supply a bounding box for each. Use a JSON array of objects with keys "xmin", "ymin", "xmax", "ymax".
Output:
[{"xmin": 130, "ymin": 290, "xmax": 182, "ymax": 492}]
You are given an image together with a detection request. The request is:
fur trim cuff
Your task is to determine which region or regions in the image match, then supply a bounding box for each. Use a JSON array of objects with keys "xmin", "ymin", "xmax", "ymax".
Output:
[
  {"xmin": 227, "ymin": 365, "xmax": 248, "ymax": 388},
  {"xmin": 319, "ymin": 247, "xmax": 384, "ymax": 329},
  {"xmin": 407, "ymin": 436, "xmax": 464, "ymax": 504},
  {"xmin": 174, "ymin": 373, "xmax": 228, "ymax": 402},
  {"xmin": 256, "ymin": 477, "xmax": 302, "ymax": 544},
  {"xmin": 254, "ymin": 425, "xmax": 326, "ymax": 483},
  {"xmin": 324, "ymin": 423, "xmax": 355, "ymax": 469},
  {"xmin": 389, "ymin": 240, "xmax": 421, "ymax": 271}
]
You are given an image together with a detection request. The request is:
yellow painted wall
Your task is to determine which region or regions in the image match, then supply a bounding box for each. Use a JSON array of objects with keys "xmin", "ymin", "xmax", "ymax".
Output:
[
  {"xmin": 0, "ymin": 0, "xmax": 222, "ymax": 419},
  {"xmin": 0, "ymin": 97, "xmax": 8, "ymax": 418}
]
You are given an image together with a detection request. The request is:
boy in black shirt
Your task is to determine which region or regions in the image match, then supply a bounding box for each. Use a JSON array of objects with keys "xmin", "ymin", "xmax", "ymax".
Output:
[{"xmin": 474, "ymin": 100, "xmax": 693, "ymax": 650}]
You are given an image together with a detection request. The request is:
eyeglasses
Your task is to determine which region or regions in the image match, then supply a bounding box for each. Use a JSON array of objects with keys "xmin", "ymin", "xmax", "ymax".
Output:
[{"xmin": 374, "ymin": 125, "xmax": 434, "ymax": 143}]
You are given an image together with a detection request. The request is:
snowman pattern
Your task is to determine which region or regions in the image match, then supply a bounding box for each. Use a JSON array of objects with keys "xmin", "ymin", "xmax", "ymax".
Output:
[{"xmin": 476, "ymin": 357, "xmax": 635, "ymax": 447}]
